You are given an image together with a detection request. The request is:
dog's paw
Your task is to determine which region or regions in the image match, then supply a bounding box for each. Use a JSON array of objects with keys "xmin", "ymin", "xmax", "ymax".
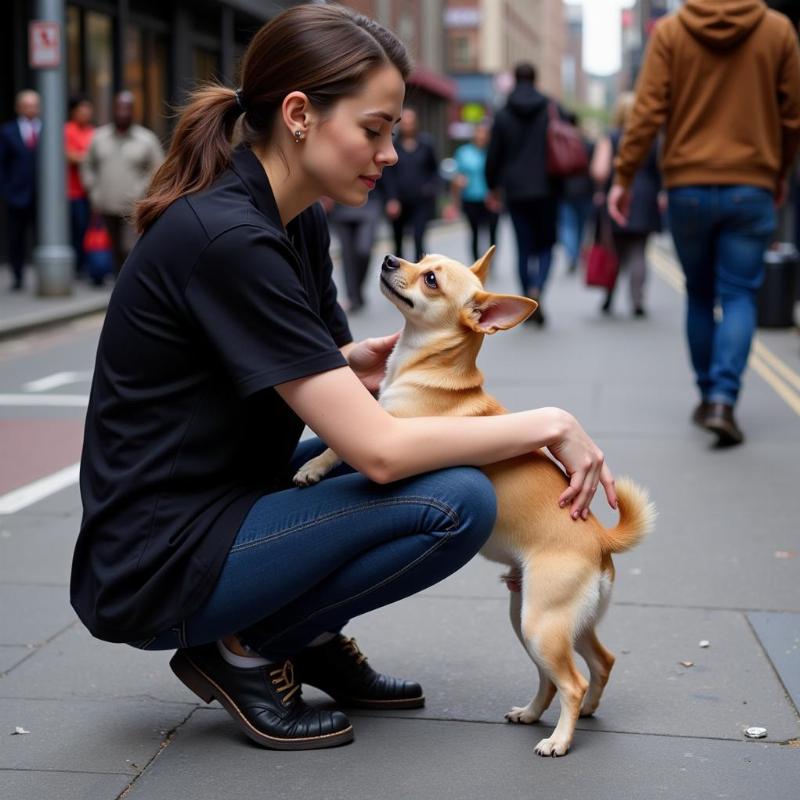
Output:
[
  {"xmin": 293, "ymin": 463, "xmax": 326, "ymax": 487},
  {"xmin": 505, "ymin": 705, "xmax": 540, "ymax": 724},
  {"xmin": 579, "ymin": 703, "xmax": 598, "ymax": 718},
  {"xmin": 534, "ymin": 736, "xmax": 570, "ymax": 757}
]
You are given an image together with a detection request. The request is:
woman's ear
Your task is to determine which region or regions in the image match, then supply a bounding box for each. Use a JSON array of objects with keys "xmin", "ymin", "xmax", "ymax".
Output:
[
  {"xmin": 461, "ymin": 290, "xmax": 537, "ymax": 334},
  {"xmin": 281, "ymin": 92, "xmax": 311, "ymax": 140}
]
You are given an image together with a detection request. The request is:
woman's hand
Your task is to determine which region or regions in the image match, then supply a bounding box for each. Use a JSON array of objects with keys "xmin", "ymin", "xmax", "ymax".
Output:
[
  {"xmin": 344, "ymin": 332, "xmax": 401, "ymax": 394},
  {"xmin": 546, "ymin": 411, "xmax": 617, "ymax": 520}
]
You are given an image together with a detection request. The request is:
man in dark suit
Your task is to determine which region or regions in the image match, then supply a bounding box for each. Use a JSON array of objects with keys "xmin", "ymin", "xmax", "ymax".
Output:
[{"xmin": 0, "ymin": 90, "xmax": 41, "ymax": 290}]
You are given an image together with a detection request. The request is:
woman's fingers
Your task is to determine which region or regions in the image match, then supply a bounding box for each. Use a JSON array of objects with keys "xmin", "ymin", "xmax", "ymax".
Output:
[{"xmin": 600, "ymin": 464, "xmax": 617, "ymax": 509}]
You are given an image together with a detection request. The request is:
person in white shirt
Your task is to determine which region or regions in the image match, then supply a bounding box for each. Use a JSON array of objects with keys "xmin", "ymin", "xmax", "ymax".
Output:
[{"xmin": 81, "ymin": 91, "xmax": 164, "ymax": 273}]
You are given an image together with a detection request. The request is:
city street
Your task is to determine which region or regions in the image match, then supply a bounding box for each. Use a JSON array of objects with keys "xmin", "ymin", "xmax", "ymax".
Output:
[{"xmin": 1, "ymin": 218, "xmax": 798, "ymax": 799}]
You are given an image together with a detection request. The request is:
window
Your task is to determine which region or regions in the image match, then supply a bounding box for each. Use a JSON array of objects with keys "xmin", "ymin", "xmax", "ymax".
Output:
[{"xmin": 86, "ymin": 11, "xmax": 113, "ymax": 125}]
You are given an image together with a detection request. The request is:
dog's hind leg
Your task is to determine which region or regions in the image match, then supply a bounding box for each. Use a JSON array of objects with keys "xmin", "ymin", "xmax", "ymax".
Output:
[
  {"xmin": 526, "ymin": 615, "xmax": 588, "ymax": 757},
  {"xmin": 505, "ymin": 586, "xmax": 557, "ymax": 724},
  {"xmin": 575, "ymin": 629, "xmax": 615, "ymax": 717}
]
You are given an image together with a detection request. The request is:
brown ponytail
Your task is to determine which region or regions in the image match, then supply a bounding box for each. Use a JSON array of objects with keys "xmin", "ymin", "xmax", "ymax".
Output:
[{"xmin": 135, "ymin": 5, "xmax": 411, "ymax": 233}]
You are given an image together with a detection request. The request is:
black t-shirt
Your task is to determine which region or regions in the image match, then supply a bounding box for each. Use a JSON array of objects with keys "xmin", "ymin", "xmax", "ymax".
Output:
[{"xmin": 71, "ymin": 147, "xmax": 352, "ymax": 643}]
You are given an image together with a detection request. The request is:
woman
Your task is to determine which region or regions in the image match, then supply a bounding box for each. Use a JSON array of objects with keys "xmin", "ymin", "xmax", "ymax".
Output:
[
  {"xmin": 590, "ymin": 92, "xmax": 662, "ymax": 316},
  {"xmin": 71, "ymin": 5, "xmax": 615, "ymax": 752},
  {"xmin": 452, "ymin": 122, "xmax": 499, "ymax": 262},
  {"xmin": 64, "ymin": 95, "xmax": 94, "ymax": 276}
]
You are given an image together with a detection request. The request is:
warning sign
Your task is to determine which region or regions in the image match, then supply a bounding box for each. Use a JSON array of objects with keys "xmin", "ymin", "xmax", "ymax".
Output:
[{"xmin": 29, "ymin": 21, "xmax": 61, "ymax": 69}]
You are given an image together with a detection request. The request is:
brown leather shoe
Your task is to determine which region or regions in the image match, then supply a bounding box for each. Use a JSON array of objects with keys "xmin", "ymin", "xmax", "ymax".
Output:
[
  {"xmin": 691, "ymin": 401, "xmax": 712, "ymax": 427},
  {"xmin": 703, "ymin": 402, "xmax": 744, "ymax": 446}
]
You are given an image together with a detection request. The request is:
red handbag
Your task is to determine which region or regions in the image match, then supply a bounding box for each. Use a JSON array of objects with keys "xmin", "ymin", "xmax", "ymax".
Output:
[
  {"xmin": 585, "ymin": 211, "xmax": 619, "ymax": 290},
  {"xmin": 546, "ymin": 102, "xmax": 589, "ymax": 177}
]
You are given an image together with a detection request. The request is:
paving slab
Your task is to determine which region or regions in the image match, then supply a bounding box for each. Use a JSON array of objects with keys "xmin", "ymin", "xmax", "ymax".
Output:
[
  {"xmin": 0, "ymin": 513, "xmax": 79, "ymax": 585},
  {"xmin": 592, "ymin": 439, "xmax": 800, "ymax": 612},
  {"xmin": 0, "ymin": 770, "xmax": 129, "ymax": 800},
  {"xmin": 0, "ymin": 697, "xmax": 190, "ymax": 774},
  {"xmin": 0, "ymin": 624, "xmax": 196, "ymax": 706},
  {"xmin": 0, "ymin": 585, "xmax": 76, "ymax": 646},
  {"xmin": 126, "ymin": 711, "xmax": 799, "ymax": 800},
  {"xmin": 326, "ymin": 595, "xmax": 800, "ymax": 743},
  {"xmin": 748, "ymin": 611, "xmax": 800, "ymax": 714}
]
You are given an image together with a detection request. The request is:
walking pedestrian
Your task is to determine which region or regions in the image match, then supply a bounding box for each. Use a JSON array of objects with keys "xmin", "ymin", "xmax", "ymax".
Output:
[
  {"xmin": 591, "ymin": 93, "xmax": 662, "ymax": 317},
  {"xmin": 0, "ymin": 90, "xmax": 40, "ymax": 291},
  {"xmin": 65, "ymin": 95, "xmax": 94, "ymax": 277},
  {"xmin": 81, "ymin": 91, "xmax": 164, "ymax": 273},
  {"xmin": 486, "ymin": 63, "xmax": 561, "ymax": 326},
  {"xmin": 327, "ymin": 192, "xmax": 382, "ymax": 313},
  {"xmin": 70, "ymin": 4, "xmax": 615, "ymax": 753},
  {"xmin": 608, "ymin": 0, "xmax": 800, "ymax": 445},
  {"xmin": 381, "ymin": 107, "xmax": 439, "ymax": 260},
  {"xmin": 558, "ymin": 113, "xmax": 594, "ymax": 275},
  {"xmin": 452, "ymin": 122, "xmax": 499, "ymax": 262}
]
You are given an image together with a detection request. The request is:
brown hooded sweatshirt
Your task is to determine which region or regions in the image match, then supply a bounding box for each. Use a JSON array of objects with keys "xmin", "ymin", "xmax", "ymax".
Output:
[{"xmin": 614, "ymin": 0, "xmax": 800, "ymax": 192}]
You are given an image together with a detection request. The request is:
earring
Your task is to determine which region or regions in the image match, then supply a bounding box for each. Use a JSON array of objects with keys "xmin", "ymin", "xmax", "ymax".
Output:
[{"xmin": 294, "ymin": 130, "xmax": 304, "ymax": 143}]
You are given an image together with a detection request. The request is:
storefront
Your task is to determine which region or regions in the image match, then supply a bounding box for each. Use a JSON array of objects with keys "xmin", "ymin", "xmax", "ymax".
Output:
[{"xmin": 2, "ymin": 0, "xmax": 282, "ymax": 139}]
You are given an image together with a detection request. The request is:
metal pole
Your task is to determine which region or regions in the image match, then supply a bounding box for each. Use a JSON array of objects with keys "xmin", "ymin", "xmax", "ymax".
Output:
[{"xmin": 33, "ymin": 0, "xmax": 74, "ymax": 296}]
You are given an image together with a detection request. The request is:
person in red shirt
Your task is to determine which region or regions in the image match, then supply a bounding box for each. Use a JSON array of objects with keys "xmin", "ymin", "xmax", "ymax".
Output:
[{"xmin": 64, "ymin": 95, "xmax": 94, "ymax": 275}]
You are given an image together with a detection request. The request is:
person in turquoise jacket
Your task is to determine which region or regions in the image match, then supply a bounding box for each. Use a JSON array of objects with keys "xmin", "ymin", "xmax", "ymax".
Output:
[{"xmin": 453, "ymin": 122, "xmax": 499, "ymax": 261}]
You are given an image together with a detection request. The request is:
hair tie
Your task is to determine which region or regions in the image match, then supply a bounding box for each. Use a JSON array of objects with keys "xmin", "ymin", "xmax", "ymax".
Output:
[{"xmin": 234, "ymin": 88, "xmax": 247, "ymax": 115}]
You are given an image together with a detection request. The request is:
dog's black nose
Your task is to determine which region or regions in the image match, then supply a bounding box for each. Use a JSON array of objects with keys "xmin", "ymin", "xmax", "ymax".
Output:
[{"xmin": 382, "ymin": 255, "xmax": 400, "ymax": 272}]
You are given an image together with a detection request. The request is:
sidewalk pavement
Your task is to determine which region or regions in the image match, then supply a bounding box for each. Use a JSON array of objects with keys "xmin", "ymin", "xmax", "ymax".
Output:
[{"xmin": 1, "ymin": 219, "xmax": 798, "ymax": 799}]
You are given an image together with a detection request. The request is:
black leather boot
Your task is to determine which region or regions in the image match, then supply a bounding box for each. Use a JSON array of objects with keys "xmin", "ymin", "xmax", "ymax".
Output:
[
  {"xmin": 703, "ymin": 402, "xmax": 744, "ymax": 445},
  {"xmin": 170, "ymin": 644, "xmax": 353, "ymax": 750},
  {"xmin": 292, "ymin": 634, "xmax": 425, "ymax": 710}
]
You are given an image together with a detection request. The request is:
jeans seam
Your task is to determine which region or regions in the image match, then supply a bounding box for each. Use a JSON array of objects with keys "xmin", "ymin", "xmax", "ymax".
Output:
[
  {"xmin": 229, "ymin": 495, "xmax": 460, "ymax": 554},
  {"xmin": 258, "ymin": 523, "xmax": 457, "ymax": 647}
]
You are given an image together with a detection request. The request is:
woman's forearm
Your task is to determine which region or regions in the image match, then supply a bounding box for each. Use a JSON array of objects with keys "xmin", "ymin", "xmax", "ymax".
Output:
[{"xmin": 370, "ymin": 408, "xmax": 570, "ymax": 484}]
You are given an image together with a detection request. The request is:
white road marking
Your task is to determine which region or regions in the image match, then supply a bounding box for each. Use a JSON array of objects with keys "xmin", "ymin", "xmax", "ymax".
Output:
[
  {"xmin": 0, "ymin": 462, "xmax": 80, "ymax": 515},
  {"xmin": 23, "ymin": 371, "xmax": 93, "ymax": 392},
  {"xmin": 0, "ymin": 394, "xmax": 88, "ymax": 407}
]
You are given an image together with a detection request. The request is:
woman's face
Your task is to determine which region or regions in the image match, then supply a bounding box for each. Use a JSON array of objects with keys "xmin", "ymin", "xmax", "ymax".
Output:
[{"xmin": 302, "ymin": 64, "xmax": 404, "ymax": 207}]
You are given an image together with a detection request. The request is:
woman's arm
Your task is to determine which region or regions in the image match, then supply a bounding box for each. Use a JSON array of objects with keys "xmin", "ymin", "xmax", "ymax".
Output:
[{"xmin": 276, "ymin": 366, "xmax": 615, "ymax": 519}]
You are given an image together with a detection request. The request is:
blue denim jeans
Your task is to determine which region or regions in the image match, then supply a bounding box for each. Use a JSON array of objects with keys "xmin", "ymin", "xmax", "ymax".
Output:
[
  {"xmin": 668, "ymin": 185, "xmax": 776, "ymax": 406},
  {"xmin": 130, "ymin": 438, "xmax": 497, "ymax": 659},
  {"xmin": 558, "ymin": 197, "xmax": 592, "ymax": 268}
]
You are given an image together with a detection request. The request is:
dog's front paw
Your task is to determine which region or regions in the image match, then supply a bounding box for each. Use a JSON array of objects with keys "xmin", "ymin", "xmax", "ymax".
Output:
[
  {"xmin": 293, "ymin": 462, "xmax": 326, "ymax": 487},
  {"xmin": 505, "ymin": 705, "xmax": 540, "ymax": 724},
  {"xmin": 534, "ymin": 736, "xmax": 570, "ymax": 757}
]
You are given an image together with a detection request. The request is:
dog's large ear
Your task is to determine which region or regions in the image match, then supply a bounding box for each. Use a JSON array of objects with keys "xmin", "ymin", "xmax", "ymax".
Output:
[
  {"xmin": 461, "ymin": 290, "xmax": 538, "ymax": 334},
  {"xmin": 470, "ymin": 245, "xmax": 495, "ymax": 284}
]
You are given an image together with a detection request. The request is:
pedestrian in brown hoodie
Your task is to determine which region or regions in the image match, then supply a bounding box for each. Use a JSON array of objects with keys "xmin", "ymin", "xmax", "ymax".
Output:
[{"xmin": 608, "ymin": 0, "xmax": 800, "ymax": 446}]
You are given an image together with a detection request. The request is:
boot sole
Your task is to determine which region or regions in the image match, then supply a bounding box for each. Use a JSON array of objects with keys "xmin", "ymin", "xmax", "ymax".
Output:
[
  {"xmin": 703, "ymin": 418, "xmax": 743, "ymax": 445},
  {"xmin": 170, "ymin": 651, "xmax": 354, "ymax": 750},
  {"xmin": 306, "ymin": 683, "xmax": 426, "ymax": 710}
]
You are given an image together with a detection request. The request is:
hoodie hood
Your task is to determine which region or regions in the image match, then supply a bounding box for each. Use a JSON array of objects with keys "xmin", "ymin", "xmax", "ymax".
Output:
[
  {"xmin": 507, "ymin": 84, "xmax": 548, "ymax": 117},
  {"xmin": 678, "ymin": 0, "xmax": 766, "ymax": 49}
]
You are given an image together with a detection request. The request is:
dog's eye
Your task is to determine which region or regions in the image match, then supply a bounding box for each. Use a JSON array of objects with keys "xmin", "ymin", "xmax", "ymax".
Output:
[{"xmin": 423, "ymin": 272, "xmax": 438, "ymax": 289}]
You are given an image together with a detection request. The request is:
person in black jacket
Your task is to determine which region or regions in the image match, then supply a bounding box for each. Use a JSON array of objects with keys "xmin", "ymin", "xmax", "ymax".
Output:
[
  {"xmin": 486, "ymin": 63, "xmax": 559, "ymax": 325},
  {"xmin": 0, "ymin": 90, "xmax": 40, "ymax": 291},
  {"xmin": 381, "ymin": 107, "xmax": 439, "ymax": 260}
]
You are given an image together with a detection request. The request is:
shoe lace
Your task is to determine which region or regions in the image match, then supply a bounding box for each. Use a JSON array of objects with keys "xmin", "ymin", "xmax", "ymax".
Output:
[
  {"xmin": 342, "ymin": 636, "xmax": 368, "ymax": 666},
  {"xmin": 270, "ymin": 660, "xmax": 300, "ymax": 705}
]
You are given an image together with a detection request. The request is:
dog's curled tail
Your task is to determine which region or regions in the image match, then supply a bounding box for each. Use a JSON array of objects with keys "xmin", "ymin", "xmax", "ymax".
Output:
[{"xmin": 597, "ymin": 477, "xmax": 656, "ymax": 554}]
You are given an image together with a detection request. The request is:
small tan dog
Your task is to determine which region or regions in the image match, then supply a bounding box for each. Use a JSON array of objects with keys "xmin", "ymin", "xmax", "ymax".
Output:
[{"xmin": 294, "ymin": 247, "xmax": 655, "ymax": 756}]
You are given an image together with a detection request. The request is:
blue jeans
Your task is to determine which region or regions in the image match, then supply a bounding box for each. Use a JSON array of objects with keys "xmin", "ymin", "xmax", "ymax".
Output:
[
  {"xmin": 508, "ymin": 202, "xmax": 555, "ymax": 296},
  {"xmin": 558, "ymin": 197, "xmax": 592, "ymax": 268},
  {"xmin": 668, "ymin": 185, "xmax": 776, "ymax": 405},
  {"xmin": 130, "ymin": 438, "xmax": 497, "ymax": 659}
]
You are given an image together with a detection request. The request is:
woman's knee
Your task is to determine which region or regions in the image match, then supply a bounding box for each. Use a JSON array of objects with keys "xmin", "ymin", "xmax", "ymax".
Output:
[{"xmin": 435, "ymin": 466, "xmax": 497, "ymax": 549}]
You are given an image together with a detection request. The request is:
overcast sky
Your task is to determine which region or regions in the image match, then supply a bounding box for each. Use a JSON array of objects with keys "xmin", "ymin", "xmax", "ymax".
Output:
[{"xmin": 565, "ymin": 0, "xmax": 637, "ymax": 76}]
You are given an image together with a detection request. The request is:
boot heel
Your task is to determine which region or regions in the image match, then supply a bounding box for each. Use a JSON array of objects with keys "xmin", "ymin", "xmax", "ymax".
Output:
[{"xmin": 170, "ymin": 651, "xmax": 216, "ymax": 703}]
